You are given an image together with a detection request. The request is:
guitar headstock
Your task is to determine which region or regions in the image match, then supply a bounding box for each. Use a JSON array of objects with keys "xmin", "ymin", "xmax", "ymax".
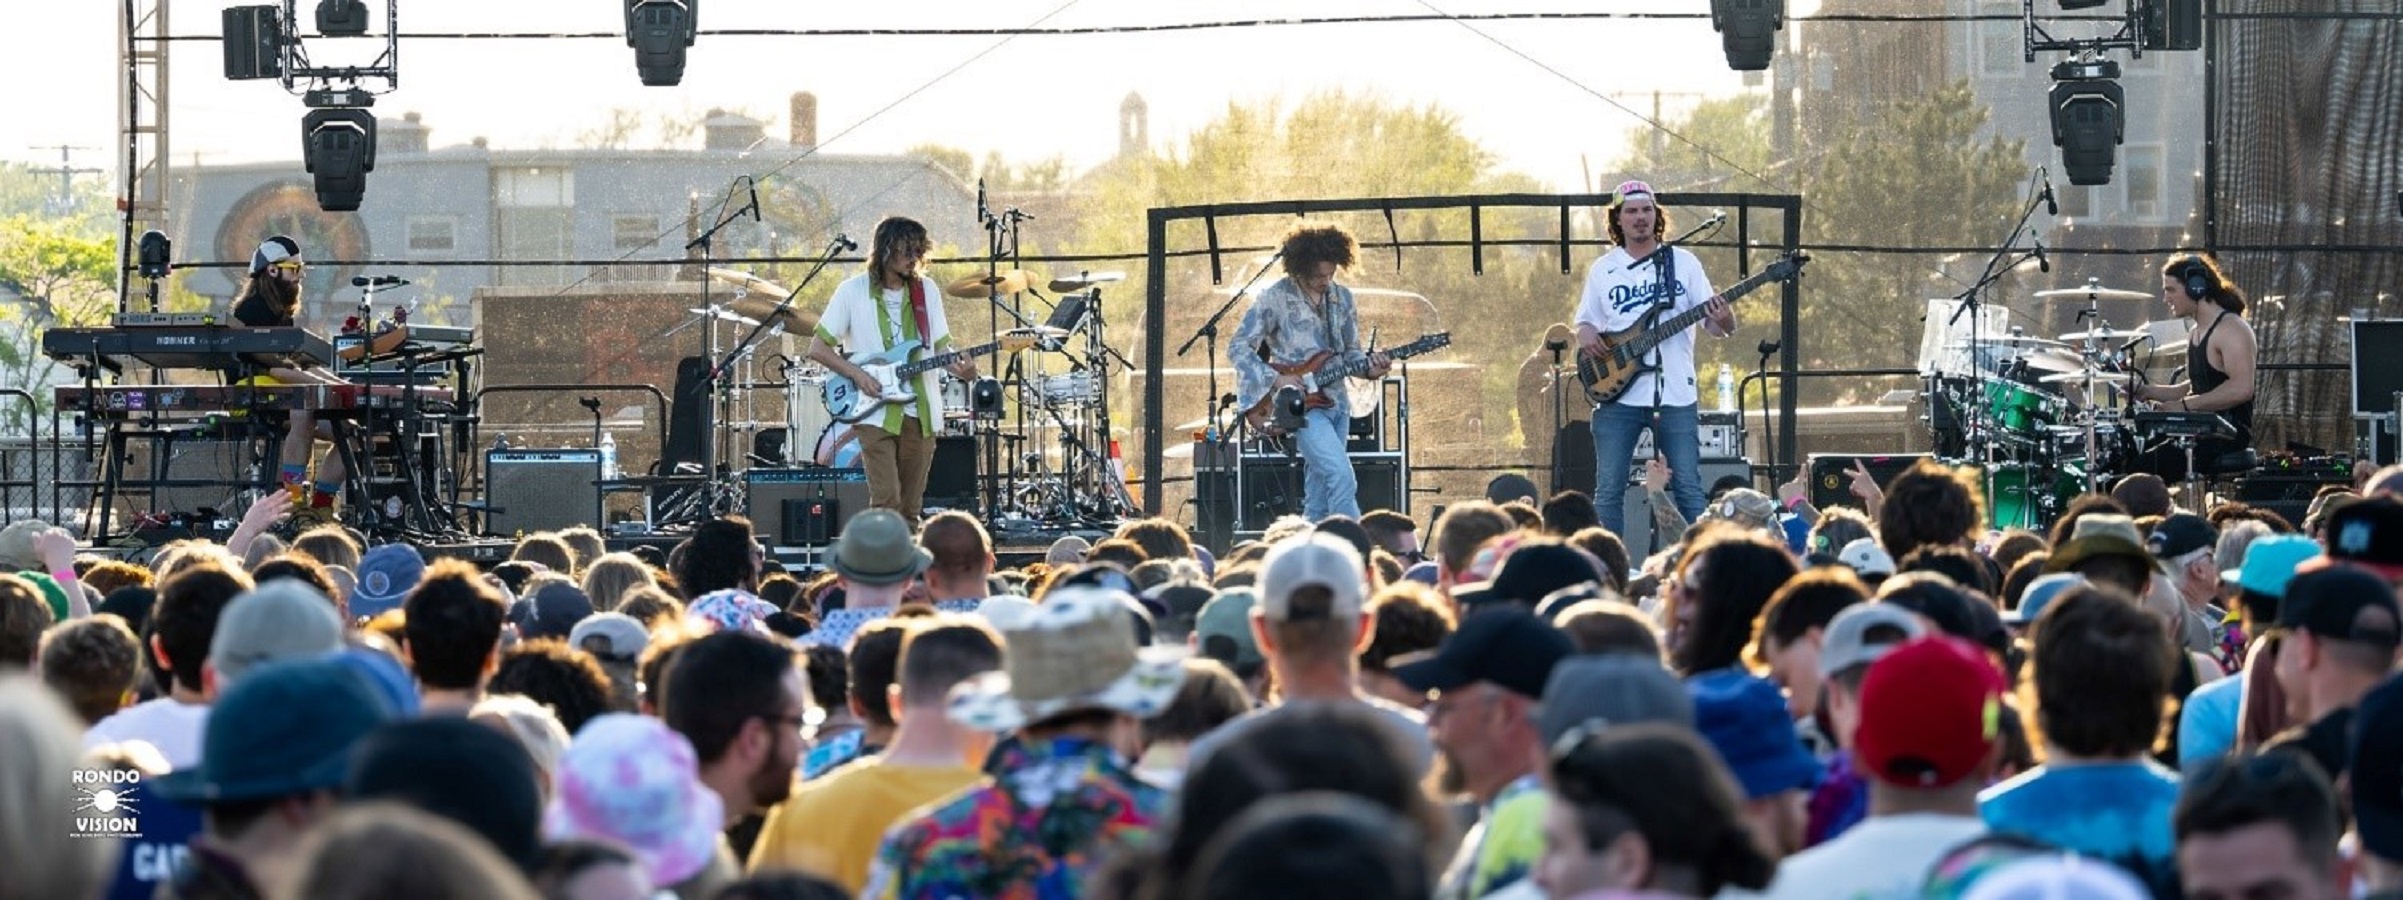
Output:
[
  {"xmin": 998, "ymin": 333, "xmax": 1042, "ymax": 354},
  {"xmin": 1767, "ymin": 251, "xmax": 1811, "ymax": 281},
  {"xmin": 1393, "ymin": 331, "xmax": 1452, "ymax": 357}
]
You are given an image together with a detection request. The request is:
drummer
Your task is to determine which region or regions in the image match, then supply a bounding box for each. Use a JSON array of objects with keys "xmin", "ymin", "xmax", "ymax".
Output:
[{"xmin": 2129, "ymin": 253, "xmax": 2257, "ymax": 479}]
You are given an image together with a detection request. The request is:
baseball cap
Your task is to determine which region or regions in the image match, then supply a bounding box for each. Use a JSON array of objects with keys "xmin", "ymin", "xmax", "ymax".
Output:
[
  {"xmin": 1818, "ymin": 602, "xmax": 1926, "ymax": 678},
  {"xmin": 2004, "ymin": 573, "xmax": 2081, "ymax": 626},
  {"xmin": 153, "ymin": 656, "xmax": 399, "ymax": 802},
  {"xmin": 2276, "ymin": 566, "xmax": 2402, "ymax": 646},
  {"xmin": 249, "ymin": 234, "xmax": 301, "ymax": 274},
  {"xmin": 2223, "ymin": 534, "xmax": 2322, "ymax": 599},
  {"xmin": 1536, "ymin": 653, "xmax": 1693, "ymax": 747},
  {"xmin": 2147, "ymin": 513, "xmax": 2218, "ymax": 561},
  {"xmin": 1452, "ymin": 541, "xmax": 1602, "ymax": 609},
  {"xmin": 346, "ymin": 717, "xmax": 545, "ymax": 868},
  {"xmin": 2325, "ymin": 497, "xmax": 2403, "ymax": 579},
  {"xmin": 2350, "ymin": 673, "xmax": 2403, "ymax": 862},
  {"xmin": 1195, "ymin": 588, "xmax": 1264, "ymax": 669},
  {"xmin": 1689, "ymin": 669, "xmax": 1821, "ymax": 799},
  {"xmin": 208, "ymin": 580, "xmax": 345, "ymax": 684},
  {"xmin": 515, "ymin": 581, "xmax": 595, "ymax": 640},
  {"xmin": 569, "ymin": 611, "xmax": 651, "ymax": 662},
  {"xmin": 1702, "ymin": 488, "xmax": 1778, "ymax": 531},
  {"xmin": 1257, "ymin": 534, "xmax": 1366, "ymax": 621},
  {"xmin": 1853, "ymin": 637, "xmax": 2006, "ymax": 789},
  {"xmin": 1391, "ymin": 607, "xmax": 1574, "ymax": 699},
  {"xmin": 350, "ymin": 544, "xmax": 425, "ymax": 618},
  {"xmin": 1838, "ymin": 538, "xmax": 1897, "ymax": 578},
  {"xmin": 1613, "ymin": 180, "xmax": 1657, "ymax": 206}
]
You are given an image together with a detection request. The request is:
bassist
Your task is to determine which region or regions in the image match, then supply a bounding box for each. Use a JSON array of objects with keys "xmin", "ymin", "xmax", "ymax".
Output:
[
  {"xmin": 806, "ymin": 216, "xmax": 978, "ymax": 527},
  {"xmin": 1574, "ymin": 181, "xmax": 1735, "ymax": 537},
  {"xmin": 1231, "ymin": 223, "xmax": 1392, "ymax": 520}
]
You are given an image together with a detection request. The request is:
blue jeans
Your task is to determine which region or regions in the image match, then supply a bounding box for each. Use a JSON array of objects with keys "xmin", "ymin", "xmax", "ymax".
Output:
[
  {"xmin": 1593, "ymin": 402, "xmax": 1703, "ymax": 536},
  {"xmin": 1294, "ymin": 405, "xmax": 1359, "ymax": 520}
]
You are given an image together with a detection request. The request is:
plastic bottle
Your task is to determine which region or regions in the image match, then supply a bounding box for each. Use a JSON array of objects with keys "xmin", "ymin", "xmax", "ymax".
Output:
[
  {"xmin": 1716, "ymin": 363, "xmax": 1737, "ymax": 413},
  {"xmin": 598, "ymin": 431, "xmax": 618, "ymax": 479}
]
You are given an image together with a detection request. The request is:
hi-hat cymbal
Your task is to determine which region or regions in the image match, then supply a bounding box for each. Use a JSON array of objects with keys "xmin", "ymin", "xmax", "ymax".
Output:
[
  {"xmin": 2033, "ymin": 282, "xmax": 2152, "ymax": 301},
  {"xmin": 2038, "ymin": 370, "xmax": 2134, "ymax": 385},
  {"xmin": 1049, "ymin": 271, "xmax": 1126, "ymax": 293},
  {"xmin": 687, "ymin": 306, "xmax": 760, "ymax": 327},
  {"xmin": 946, "ymin": 270, "xmax": 1039, "ymax": 299},
  {"xmin": 2056, "ymin": 328, "xmax": 2148, "ymax": 342}
]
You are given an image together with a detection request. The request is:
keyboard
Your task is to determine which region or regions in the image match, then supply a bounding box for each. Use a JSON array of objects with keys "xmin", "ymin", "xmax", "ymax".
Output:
[
  {"xmin": 56, "ymin": 383, "xmax": 454, "ymax": 416},
  {"xmin": 2132, "ymin": 411, "xmax": 2237, "ymax": 440},
  {"xmin": 42, "ymin": 326, "xmax": 334, "ymax": 370}
]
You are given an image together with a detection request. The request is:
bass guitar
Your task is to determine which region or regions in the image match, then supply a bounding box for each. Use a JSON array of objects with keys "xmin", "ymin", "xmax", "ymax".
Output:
[
  {"xmin": 822, "ymin": 334, "xmax": 1032, "ymax": 424},
  {"xmin": 1575, "ymin": 252, "xmax": 1807, "ymax": 405},
  {"xmin": 1244, "ymin": 332, "xmax": 1453, "ymax": 435}
]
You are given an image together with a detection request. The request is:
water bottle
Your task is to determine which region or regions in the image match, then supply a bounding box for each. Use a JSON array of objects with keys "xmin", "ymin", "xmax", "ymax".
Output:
[
  {"xmin": 598, "ymin": 431, "xmax": 618, "ymax": 479},
  {"xmin": 1716, "ymin": 363, "xmax": 1736, "ymax": 413}
]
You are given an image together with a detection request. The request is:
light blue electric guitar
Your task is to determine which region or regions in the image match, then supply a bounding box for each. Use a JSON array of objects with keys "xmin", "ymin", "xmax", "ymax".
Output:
[{"xmin": 821, "ymin": 335, "xmax": 1030, "ymax": 424}]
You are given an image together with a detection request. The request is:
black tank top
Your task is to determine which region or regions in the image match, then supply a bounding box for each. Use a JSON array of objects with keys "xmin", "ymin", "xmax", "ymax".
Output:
[{"xmin": 2189, "ymin": 310, "xmax": 2253, "ymax": 444}]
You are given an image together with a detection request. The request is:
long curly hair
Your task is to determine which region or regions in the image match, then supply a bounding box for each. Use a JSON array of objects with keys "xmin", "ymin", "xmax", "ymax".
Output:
[
  {"xmin": 1278, "ymin": 223, "xmax": 1359, "ymax": 277},
  {"xmin": 2162, "ymin": 253, "xmax": 2248, "ymax": 316}
]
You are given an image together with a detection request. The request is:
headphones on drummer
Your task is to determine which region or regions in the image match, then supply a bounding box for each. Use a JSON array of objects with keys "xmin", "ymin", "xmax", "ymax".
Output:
[{"xmin": 2176, "ymin": 257, "xmax": 2215, "ymax": 301}]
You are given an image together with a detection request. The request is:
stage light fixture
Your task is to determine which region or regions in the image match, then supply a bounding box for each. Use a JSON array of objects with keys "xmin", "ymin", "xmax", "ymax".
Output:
[
  {"xmin": 1709, "ymin": 0, "xmax": 1784, "ymax": 71},
  {"xmin": 626, "ymin": 0, "xmax": 698, "ymax": 87},
  {"xmin": 2048, "ymin": 57, "xmax": 2125, "ymax": 186},
  {"xmin": 315, "ymin": 0, "xmax": 370, "ymax": 36},
  {"xmin": 2057, "ymin": 0, "xmax": 2109, "ymax": 9},
  {"xmin": 302, "ymin": 105, "xmax": 378, "ymax": 211},
  {"xmin": 137, "ymin": 231, "xmax": 173, "ymax": 279}
]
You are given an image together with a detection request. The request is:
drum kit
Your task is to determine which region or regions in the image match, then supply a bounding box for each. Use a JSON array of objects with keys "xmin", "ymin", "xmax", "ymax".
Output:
[{"xmin": 1922, "ymin": 279, "xmax": 2188, "ymax": 528}]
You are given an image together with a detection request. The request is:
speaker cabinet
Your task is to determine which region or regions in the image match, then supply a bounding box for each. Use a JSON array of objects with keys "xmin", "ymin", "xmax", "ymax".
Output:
[
  {"xmin": 1616, "ymin": 458, "xmax": 1753, "ymax": 557},
  {"xmin": 925, "ymin": 436, "xmax": 979, "ymax": 514},
  {"xmin": 487, "ymin": 449, "xmax": 602, "ymax": 535},
  {"xmin": 1807, "ymin": 453, "xmax": 1932, "ymax": 511},
  {"xmin": 746, "ymin": 468, "xmax": 869, "ymax": 547},
  {"xmin": 1191, "ymin": 453, "xmax": 1405, "ymax": 553}
]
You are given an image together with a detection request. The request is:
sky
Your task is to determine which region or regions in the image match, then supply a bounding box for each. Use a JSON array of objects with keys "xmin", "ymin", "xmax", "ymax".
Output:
[{"xmin": 7, "ymin": 0, "xmax": 1769, "ymax": 195}]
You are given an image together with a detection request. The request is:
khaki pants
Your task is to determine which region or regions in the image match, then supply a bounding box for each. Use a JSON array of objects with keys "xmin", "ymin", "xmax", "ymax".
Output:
[{"xmin": 853, "ymin": 420, "xmax": 935, "ymax": 527}]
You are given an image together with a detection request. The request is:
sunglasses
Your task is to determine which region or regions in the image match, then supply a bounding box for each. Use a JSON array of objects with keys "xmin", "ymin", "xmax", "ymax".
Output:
[{"xmin": 271, "ymin": 260, "xmax": 305, "ymax": 271}]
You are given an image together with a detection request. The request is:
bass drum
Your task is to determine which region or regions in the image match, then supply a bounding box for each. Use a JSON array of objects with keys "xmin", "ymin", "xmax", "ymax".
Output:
[{"xmin": 815, "ymin": 423, "xmax": 863, "ymax": 469}]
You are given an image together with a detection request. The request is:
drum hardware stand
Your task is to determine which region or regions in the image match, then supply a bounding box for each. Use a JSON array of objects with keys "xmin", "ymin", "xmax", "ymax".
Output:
[
  {"xmin": 1945, "ymin": 174, "xmax": 2051, "ymax": 513},
  {"xmin": 683, "ymin": 176, "xmax": 762, "ymax": 515}
]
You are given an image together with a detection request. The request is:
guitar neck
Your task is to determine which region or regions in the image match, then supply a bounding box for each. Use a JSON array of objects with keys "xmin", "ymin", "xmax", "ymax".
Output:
[
  {"xmin": 1306, "ymin": 339, "xmax": 1444, "ymax": 383},
  {"xmin": 1626, "ymin": 267, "xmax": 1780, "ymax": 357},
  {"xmin": 894, "ymin": 340, "xmax": 996, "ymax": 379}
]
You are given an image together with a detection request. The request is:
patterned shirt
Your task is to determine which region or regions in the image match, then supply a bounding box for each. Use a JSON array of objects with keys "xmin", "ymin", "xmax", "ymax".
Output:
[
  {"xmin": 804, "ymin": 599, "xmax": 980, "ymax": 650},
  {"xmin": 864, "ymin": 737, "xmax": 1167, "ymax": 900},
  {"xmin": 1228, "ymin": 276, "xmax": 1367, "ymax": 420}
]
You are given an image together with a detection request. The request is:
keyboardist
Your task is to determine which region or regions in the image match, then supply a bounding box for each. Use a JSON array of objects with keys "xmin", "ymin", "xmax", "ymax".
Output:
[{"xmin": 237, "ymin": 235, "xmax": 352, "ymax": 523}]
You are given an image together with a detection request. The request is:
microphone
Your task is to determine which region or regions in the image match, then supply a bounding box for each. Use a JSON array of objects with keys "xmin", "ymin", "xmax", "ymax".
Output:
[
  {"xmin": 2119, "ymin": 334, "xmax": 2150, "ymax": 354},
  {"xmin": 1218, "ymin": 392, "xmax": 1239, "ymax": 412},
  {"xmin": 833, "ymin": 234, "xmax": 857, "ymax": 252},
  {"xmin": 976, "ymin": 178, "xmax": 988, "ymax": 222},
  {"xmin": 351, "ymin": 275, "xmax": 408, "ymax": 287},
  {"xmin": 1706, "ymin": 210, "xmax": 1728, "ymax": 228},
  {"xmin": 2033, "ymin": 240, "xmax": 2051, "ymax": 273},
  {"xmin": 1543, "ymin": 323, "xmax": 1572, "ymax": 352},
  {"xmin": 2039, "ymin": 168, "xmax": 2058, "ymax": 216},
  {"xmin": 746, "ymin": 175, "xmax": 762, "ymax": 224},
  {"xmin": 1757, "ymin": 339, "xmax": 1780, "ymax": 357}
]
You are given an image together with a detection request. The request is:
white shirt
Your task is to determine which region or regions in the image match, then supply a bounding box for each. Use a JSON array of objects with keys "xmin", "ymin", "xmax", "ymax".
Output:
[
  {"xmin": 1572, "ymin": 245, "xmax": 1718, "ymax": 408},
  {"xmin": 1735, "ymin": 812, "xmax": 1987, "ymax": 900},
  {"xmin": 84, "ymin": 698, "xmax": 211, "ymax": 770},
  {"xmin": 816, "ymin": 271, "xmax": 956, "ymax": 432}
]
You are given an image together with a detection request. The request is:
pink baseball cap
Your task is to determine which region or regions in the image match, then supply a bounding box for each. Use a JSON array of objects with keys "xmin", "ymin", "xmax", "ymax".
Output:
[{"xmin": 1614, "ymin": 180, "xmax": 1657, "ymax": 205}]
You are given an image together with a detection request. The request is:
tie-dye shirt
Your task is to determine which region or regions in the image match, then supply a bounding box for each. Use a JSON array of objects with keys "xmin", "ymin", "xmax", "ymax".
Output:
[
  {"xmin": 864, "ymin": 737, "xmax": 1166, "ymax": 900},
  {"xmin": 1978, "ymin": 760, "xmax": 2182, "ymax": 896}
]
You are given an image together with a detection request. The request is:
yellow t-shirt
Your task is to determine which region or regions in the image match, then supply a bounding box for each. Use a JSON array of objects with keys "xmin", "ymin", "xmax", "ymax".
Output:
[{"xmin": 747, "ymin": 758, "xmax": 985, "ymax": 891}]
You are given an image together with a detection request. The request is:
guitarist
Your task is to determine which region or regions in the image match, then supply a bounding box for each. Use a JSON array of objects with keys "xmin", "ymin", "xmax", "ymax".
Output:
[
  {"xmin": 805, "ymin": 216, "xmax": 979, "ymax": 527},
  {"xmin": 1231, "ymin": 223, "xmax": 1392, "ymax": 520},
  {"xmin": 1573, "ymin": 181, "xmax": 1736, "ymax": 538}
]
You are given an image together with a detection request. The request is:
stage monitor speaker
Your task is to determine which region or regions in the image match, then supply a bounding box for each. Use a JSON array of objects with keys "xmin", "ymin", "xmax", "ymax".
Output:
[
  {"xmin": 925, "ymin": 435, "xmax": 979, "ymax": 514},
  {"xmin": 1807, "ymin": 452, "xmax": 1932, "ymax": 511},
  {"xmin": 745, "ymin": 468, "xmax": 869, "ymax": 547},
  {"xmin": 1617, "ymin": 458, "xmax": 1753, "ymax": 558},
  {"xmin": 487, "ymin": 449, "xmax": 602, "ymax": 535}
]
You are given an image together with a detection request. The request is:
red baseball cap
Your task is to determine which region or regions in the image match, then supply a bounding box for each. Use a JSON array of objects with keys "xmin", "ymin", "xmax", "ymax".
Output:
[{"xmin": 1853, "ymin": 636, "xmax": 2007, "ymax": 789}]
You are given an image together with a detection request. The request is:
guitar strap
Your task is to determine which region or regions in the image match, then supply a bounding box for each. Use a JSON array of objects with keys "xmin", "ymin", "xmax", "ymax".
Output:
[{"xmin": 908, "ymin": 276, "xmax": 932, "ymax": 347}]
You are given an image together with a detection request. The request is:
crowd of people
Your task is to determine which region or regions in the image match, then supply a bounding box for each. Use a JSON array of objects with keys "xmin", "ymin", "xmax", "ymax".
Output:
[{"xmin": 8, "ymin": 457, "xmax": 2403, "ymax": 900}]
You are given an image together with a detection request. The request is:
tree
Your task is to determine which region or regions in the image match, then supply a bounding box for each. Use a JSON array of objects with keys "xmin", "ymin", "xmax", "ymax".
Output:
[{"xmin": 0, "ymin": 215, "xmax": 116, "ymax": 434}]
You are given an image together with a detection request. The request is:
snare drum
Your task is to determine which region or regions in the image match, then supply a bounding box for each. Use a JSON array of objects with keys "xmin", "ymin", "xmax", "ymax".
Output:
[
  {"xmin": 1038, "ymin": 372, "xmax": 1100, "ymax": 407},
  {"xmin": 784, "ymin": 368, "xmax": 832, "ymax": 467},
  {"xmin": 815, "ymin": 422, "xmax": 862, "ymax": 468}
]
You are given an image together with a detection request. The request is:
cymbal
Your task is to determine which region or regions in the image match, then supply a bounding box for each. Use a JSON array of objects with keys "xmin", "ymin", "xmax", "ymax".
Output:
[
  {"xmin": 2057, "ymin": 328, "xmax": 2148, "ymax": 342},
  {"xmin": 945, "ymin": 270, "xmax": 1039, "ymax": 299},
  {"xmin": 2033, "ymin": 282, "xmax": 2152, "ymax": 301},
  {"xmin": 1049, "ymin": 271, "xmax": 1126, "ymax": 293},
  {"xmin": 706, "ymin": 268, "xmax": 784, "ymax": 297},
  {"xmin": 687, "ymin": 306, "xmax": 760, "ymax": 327},
  {"xmin": 2019, "ymin": 350, "xmax": 2089, "ymax": 374},
  {"xmin": 2038, "ymin": 370, "xmax": 2133, "ymax": 385}
]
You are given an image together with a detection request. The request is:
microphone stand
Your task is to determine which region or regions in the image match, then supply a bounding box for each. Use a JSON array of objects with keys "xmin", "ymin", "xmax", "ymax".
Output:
[
  {"xmin": 1547, "ymin": 337, "xmax": 1569, "ymax": 493},
  {"xmin": 1748, "ymin": 340, "xmax": 1779, "ymax": 482},
  {"xmin": 685, "ymin": 181, "xmax": 759, "ymax": 514},
  {"xmin": 1178, "ymin": 251, "xmax": 1284, "ymax": 536}
]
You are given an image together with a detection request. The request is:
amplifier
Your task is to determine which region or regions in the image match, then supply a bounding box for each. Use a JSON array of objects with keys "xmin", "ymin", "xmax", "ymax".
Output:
[
  {"xmin": 1631, "ymin": 415, "xmax": 1743, "ymax": 460},
  {"xmin": 1191, "ymin": 453, "xmax": 1404, "ymax": 554},
  {"xmin": 926, "ymin": 435, "xmax": 978, "ymax": 514},
  {"xmin": 1807, "ymin": 452, "xmax": 1933, "ymax": 511},
  {"xmin": 487, "ymin": 449, "xmax": 602, "ymax": 535},
  {"xmin": 746, "ymin": 468, "xmax": 869, "ymax": 547}
]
